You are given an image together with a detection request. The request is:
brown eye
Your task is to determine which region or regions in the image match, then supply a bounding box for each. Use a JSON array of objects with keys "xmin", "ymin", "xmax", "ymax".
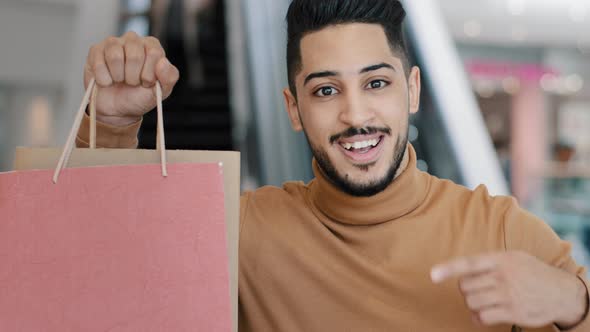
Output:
[
  {"xmin": 366, "ymin": 80, "xmax": 389, "ymax": 89},
  {"xmin": 314, "ymin": 86, "xmax": 339, "ymax": 97}
]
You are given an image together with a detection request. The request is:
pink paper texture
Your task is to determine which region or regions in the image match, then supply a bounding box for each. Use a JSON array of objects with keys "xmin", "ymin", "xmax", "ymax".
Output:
[{"xmin": 0, "ymin": 163, "xmax": 231, "ymax": 332}]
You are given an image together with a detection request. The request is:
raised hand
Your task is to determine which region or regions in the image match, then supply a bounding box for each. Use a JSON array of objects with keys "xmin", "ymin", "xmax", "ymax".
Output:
[{"xmin": 84, "ymin": 31, "xmax": 180, "ymax": 127}]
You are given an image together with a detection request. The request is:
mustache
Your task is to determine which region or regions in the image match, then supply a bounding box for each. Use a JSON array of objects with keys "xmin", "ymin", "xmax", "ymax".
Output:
[{"xmin": 329, "ymin": 126, "xmax": 392, "ymax": 144}]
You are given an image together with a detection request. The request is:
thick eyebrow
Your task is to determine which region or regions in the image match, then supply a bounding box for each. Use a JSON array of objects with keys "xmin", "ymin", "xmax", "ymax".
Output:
[
  {"xmin": 360, "ymin": 62, "xmax": 396, "ymax": 74},
  {"xmin": 303, "ymin": 62, "xmax": 396, "ymax": 86},
  {"xmin": 304, "ymin": 71, "xmax": 339, "ymax": 86}
]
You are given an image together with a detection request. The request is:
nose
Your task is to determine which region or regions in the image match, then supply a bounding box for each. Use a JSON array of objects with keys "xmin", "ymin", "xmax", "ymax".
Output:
[{"xmin": 338, "ymin": 90, "xmax": 376, "ymax": 128}]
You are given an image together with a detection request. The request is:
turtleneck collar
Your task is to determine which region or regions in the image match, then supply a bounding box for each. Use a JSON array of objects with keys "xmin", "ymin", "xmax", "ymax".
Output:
[{"xmin": 308, "ymin": 144, "xmax": 430, "ymax": 226}]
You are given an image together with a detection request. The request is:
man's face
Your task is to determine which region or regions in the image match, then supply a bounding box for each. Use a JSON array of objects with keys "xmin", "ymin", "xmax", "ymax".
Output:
[{"xmin": 284, "ymin": 23, "xmax": 421, "ymax": 196}]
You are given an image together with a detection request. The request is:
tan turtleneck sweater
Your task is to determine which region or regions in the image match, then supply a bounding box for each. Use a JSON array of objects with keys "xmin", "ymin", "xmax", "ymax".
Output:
[{"xmin": 78, "ymin": 115, "xmax": 589, "ymax": 332}]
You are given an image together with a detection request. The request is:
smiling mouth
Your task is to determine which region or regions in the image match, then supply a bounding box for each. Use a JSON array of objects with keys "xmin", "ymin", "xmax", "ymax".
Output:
[
  {"xmin": 340, "ymin": 137, "xmax": 382, "ymax": 152},
  {"xmin": 337, "ymin": 135, "xmax": 385, "ymax": 164}
]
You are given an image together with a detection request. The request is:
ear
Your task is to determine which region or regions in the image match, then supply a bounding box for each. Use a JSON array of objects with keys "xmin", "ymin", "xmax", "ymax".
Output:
[
  {"xmin": 408, "ymin": 66, "xmax": 421, "ymax": 115},
  {"xmin": 283, "ymin": 88, "xmax": 303, "ymax": 131}
]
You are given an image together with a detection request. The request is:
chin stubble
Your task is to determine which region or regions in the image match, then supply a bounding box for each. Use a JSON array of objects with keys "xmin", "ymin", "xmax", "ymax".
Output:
[{"xmin": 309, "ymin": 130, "xmax": 409, "ymax": 197}]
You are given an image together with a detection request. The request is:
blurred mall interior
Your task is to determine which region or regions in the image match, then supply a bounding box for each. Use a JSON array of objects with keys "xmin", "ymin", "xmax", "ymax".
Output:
[{"xmin": 0, "ymin": 0, "xmax": 589, "ymax": 264}]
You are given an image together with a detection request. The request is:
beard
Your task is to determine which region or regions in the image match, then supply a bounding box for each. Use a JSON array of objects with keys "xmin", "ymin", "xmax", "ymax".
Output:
[{"xmin": 306, "ymin": 125, "xmax": 409, "ymax": 197}]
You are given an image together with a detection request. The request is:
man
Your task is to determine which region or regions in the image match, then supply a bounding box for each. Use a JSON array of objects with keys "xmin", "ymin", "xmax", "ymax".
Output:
[{"xmin": 78, "ymin": 0, "xmax": 589, "ymax": 330}]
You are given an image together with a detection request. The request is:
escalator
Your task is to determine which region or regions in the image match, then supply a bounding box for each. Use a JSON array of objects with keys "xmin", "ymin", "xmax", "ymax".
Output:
[{"xmin": 139, "ymin": 0, "xmax": 233, "ymax": 151}]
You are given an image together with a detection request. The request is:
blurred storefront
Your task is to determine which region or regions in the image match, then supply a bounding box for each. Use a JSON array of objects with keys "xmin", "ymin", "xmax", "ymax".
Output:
[{"xmin": 438, "ymin": 0, "xmax": 590, "ymax": 264}]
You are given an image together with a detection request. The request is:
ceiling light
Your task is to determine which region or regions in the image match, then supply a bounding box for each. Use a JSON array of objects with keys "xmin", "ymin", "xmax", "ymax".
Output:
[
  {"xmin": 565, "ymin": 74, "xmax": 584, "ymax": 93},
  {"xmin": 507, "ymin": 0, "xmax": 526, "ymax": 16},
  {"xmin": 540, "ymin": 73, "xmax": 559, "ymax": 92},
  {"xmin": 408, "ymin": 125, "xmax": 419, "ymax": 142},
  {"xmin": 464, "ymin": 20, "xmax": 482, "ymax": 38},
  {"xmin": 417, "ymin": 160, "xmax": 429, "ymax": 172},
  {"xmin": 474, "ymin": 80, "xmax": 496, "ymax": 98}
]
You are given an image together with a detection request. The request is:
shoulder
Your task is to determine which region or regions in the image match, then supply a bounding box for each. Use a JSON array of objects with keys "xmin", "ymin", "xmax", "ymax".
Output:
[
  {"xmin": 420, "ymin": 174, "xmax": 529, "ymax": 252},
  {"xmin": 240, "ymin": 181, "xmax": 310, "ymax": 216},
  {"xmin": 425, "ymin": 175, "xmax": 571, "ymax": 268},
  {"xmin": 242, "ymin": 181, "xmax": 308, "ymax": 203},
  {"xmin": 421, "ymin": 173, "xmax": 522, "ymax": 240},
  {"xmin": 425, "ymin": 173, "xmax": 515, "ymax": 216},
  {"xmin": 238, "ymin": 181, "xmax": 315, "ymax": 244}
]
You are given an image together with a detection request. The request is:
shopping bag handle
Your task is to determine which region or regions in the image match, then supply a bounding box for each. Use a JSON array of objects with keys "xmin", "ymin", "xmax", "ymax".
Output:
[{"xmin": 53, "ymin": 78, "xmax": 168, "ymax": 183}]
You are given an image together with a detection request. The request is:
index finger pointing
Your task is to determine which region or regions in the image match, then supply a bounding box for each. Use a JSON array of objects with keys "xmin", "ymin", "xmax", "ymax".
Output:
[{"xmin": 431, "ymin": 255, "xmax": 498, "ymax": 284}]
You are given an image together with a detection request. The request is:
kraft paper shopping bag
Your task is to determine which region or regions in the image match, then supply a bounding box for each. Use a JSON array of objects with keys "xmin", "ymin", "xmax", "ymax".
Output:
[{"xmin": 4, "ymin": 79, "xmax": 238, "ymax": 331}]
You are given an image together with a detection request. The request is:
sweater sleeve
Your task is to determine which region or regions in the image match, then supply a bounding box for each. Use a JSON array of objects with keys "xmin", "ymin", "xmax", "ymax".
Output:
[
  {"xmin": 502, "ymin": 197, "xmax": 590, "ymax": 331},
  {"xmin": 239, "ymin": 192, "xmax": 251, "ymax": 240},
  {"xmin": 75, "ymin": 113, "xmax": 142, "ymax": 149}
]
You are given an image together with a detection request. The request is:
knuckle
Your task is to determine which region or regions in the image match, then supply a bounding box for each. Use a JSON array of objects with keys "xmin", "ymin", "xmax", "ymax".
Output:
[
  {"xmin": 88, "ymin": 44, "xmax": 100, "ymax": 57},
  {"xmin": 125, "ymin": 44, "xmax": 144, "ymax": 61},
  {"xmin": 145, "ymin": 36, "xmax": 162, "ymax": 46},
  {"xmin": 126, "ymin": 52, "xmax": 143, "ymax": 64},
  {"xmin": 146, "ymin": 47, "xmax": 164, "ymax": 59},
  {"xmin": 92, "ymin": 62, "xmax": 105, "ymax": 73},
  {"xmin": 141, "ymin": 72, "xmax": 155, "ymax": 83},
  {"xmin": 105, "ymin": 51, "xmax": 123, "ymax": 63},
  {"xmin": 124, "ymin": 30, "xmax": 138, "ymax": 37},
  {"xmin": 105, "ymin": 36, "xmax": 119, "ymax": 45}
]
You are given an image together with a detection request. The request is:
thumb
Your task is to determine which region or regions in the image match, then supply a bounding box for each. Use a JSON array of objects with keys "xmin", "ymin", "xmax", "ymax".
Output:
[{"xmin": 155, "ymin": 57, "xmax": 180, "ymax": 99}]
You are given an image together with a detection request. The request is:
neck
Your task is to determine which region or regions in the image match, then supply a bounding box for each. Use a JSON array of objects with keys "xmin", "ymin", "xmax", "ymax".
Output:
[
  {"xmin": 393, "ymin": 144, "xmax": 411, "ymax": 181},
  {"xmin": 309, "ymin": 143, "xmax": 431, "ymax": 225}
]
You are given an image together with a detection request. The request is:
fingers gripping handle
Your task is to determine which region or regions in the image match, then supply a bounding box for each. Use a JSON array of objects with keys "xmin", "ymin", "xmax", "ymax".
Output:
[
  {"xmin": 53, "ymin": 79, "xmax": 167, "ymax": 183},
  {"xmin": 155, "ymin": 82, "xmax": 168, "ymax": 177}
]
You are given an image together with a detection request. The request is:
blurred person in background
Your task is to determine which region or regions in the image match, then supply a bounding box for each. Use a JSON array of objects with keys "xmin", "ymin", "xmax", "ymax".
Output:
[{"xmin": 78, "ymin": 0, "xmax": 589, "ymax": 330}]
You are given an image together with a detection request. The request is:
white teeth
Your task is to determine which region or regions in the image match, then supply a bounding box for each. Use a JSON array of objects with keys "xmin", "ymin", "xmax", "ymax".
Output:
[
  {"xmin": 352, "ymin": 142, "xmax": 364, "ymax": 149},
  {"xmin": 340, "ymin": 138, "xmax": 380, "ymax": 150}
]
